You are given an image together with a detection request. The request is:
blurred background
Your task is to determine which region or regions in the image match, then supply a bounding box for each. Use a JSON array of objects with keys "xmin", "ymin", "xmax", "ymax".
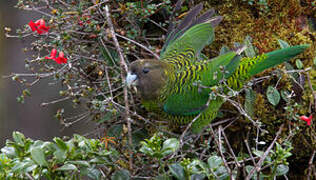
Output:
[{"xmin": 0, "ymin": 1, "xmax": 90, "ymax": 146}]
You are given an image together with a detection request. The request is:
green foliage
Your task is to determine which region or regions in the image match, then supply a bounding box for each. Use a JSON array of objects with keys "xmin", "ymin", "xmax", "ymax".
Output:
[
  {"xmin": 0, "ymin": 131, "xmax": 118, "ymax": 179},
  {"xmin": 244, "ymin": 88, "xmax": 256, "ymax": 117},
  {"xmin": 169, "ymin": 156, "xmax": 231, "ymax": 179},
  {"xmin": 140, "ymin": 133, "xmax": 179, "ymax": 160},
  {"xmin": 247, "ymin": 142, "xmax": 293, "ymax": 179},
  {"xmin": 266, "ymin": 86, "xmax": 280, "ymax": 106},
  {"xmin": 3, "ymin": 0, "xmax": 315, "ymax": 179},
  {"xmin": 243, "ymin": 35, "xmax": 256, "ymax": 58},
  {"xmin": 242, "ymin": 0, "xmax": 269, "ymax": 13},
  {"xmin": 111, "ymin": 169, "xmax": 130, "ymax": 180}
]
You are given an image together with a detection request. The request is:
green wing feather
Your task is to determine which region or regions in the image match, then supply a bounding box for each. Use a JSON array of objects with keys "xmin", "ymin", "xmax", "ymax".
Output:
[{"xmin": 160, "ymin": 23, "xmax": 215, "ymax": 68}]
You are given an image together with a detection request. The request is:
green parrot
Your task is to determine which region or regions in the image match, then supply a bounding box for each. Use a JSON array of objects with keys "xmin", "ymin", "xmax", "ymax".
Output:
[{"xmin": 126, "ymin": 3, "xmax": 310, "ymax": 133}]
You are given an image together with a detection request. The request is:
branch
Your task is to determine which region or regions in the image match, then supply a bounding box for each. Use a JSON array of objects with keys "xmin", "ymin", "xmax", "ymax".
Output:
[
  {"xmin": 307, "ymin": 150, "xmax": 316, "ymax": 180},
  {"xmin": 105, "ymin": 4, "xmax": 133, "ymax": 170},
  {"xmin": 210, "ymin": 125, "xmax": 232, "ymax": 176},
  {"xmin": 115, "ymin": 33, "xmax": 160, "ymax": 59},
  {"xmin": 246, "ymin": 124, "xmax": 284, "ymax": 180}
]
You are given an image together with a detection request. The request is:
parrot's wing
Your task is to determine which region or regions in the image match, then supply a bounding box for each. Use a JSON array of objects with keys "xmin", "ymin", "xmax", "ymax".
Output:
[
  {"xmin": 160, "ymin": 4, "xmax": 223, "ymax": 69},
  {"xmin": 227, "ymin": 44, "xmax": 310, "ymax": 90},
  {"xmin": 163, "ymin": 51, "xmax": 240, "ymax": 115}
]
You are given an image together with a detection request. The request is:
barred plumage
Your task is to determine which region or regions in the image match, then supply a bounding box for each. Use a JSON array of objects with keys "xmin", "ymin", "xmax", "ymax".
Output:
[
  {"xmin": 227, "ymin": 54, "xmax": 267, "ymax": 90},
  {"xmin": 126, "ymin": 3, "xmax": 309, "ymax": 133},
  {"xmin": 162, "ymin": 48, "xmax": 195, "ymax": 69}
]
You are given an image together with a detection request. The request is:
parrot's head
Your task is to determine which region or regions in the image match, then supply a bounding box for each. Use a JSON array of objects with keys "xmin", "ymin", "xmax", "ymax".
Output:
[{"xmin": 126, "ymin": 59, "xmax": 168, "ymax": 100}]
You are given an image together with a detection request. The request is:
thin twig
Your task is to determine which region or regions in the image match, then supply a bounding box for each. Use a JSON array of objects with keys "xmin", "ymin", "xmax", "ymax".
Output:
[
  {"xmin": 219, "ymin": 94, "xmax": 266, "ymax": 133},
  {"xmin": 220, "ymin": 126, "xmax": 241, "ymax": 167},
  {"xmin": 210, "ymin": 125, "xmax": 232, "ymax": 176},
  {"xmin": 246, "ymin": 124, "xmax": 284, "ymax": 180},
  {"xmin": 40, "ymin": 97, "xmax": 70, "ymax": 107},
  {"xmin": 3, "ymin": 64, "xmax": 68, "ymax": 79},
  {"xmin": 115, "ymin": 33, "xmax": 160, "ymax": 59},
  {"xmin": 25, "ymin": 173, "xmax": 35, "ymax": 180},
  {"xmin": 307, "ymin": 150, "xmax": 316, "ymax": 180},
  {"xmin": 244, "ymin": 132, "xmax": 256, "ymax": 167},
  {"xmin": 105, "ymin": 4, "xmax": 133, "ymax": 171},
  {"xmin": 23, "ymin": 6, "xmax": 55, "ymax": 18}
]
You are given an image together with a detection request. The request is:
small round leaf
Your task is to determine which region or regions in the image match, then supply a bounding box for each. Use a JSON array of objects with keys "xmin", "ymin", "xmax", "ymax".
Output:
[{"xmin": 266, "ymin": 86, "xmax": 280, "ymax": 106}]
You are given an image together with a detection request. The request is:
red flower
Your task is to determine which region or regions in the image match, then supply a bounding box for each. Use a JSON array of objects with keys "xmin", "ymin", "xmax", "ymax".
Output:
[
  {"xmin": 28, "ymin": 19, "xmax": 49, "ymax": 34},
  {"xmin": 28, "ymin": 20, "xmax": 37, "ymax": 31},
  {"xmin": 36, "ymin": 19, "xmax": 49, "ymax": 31},
  {"xmin": 45, "ymin": 49, "xmax": 68, "ymax": 64},
  {"xmin": 45, "ymin": 49, "xmax": 57, "ymax": 60},
  {"xmin": 300, "ymin": 115, "xmax": 312, "ymax": 126},
  {"xmin": 55, "ymin": 52, "xmax": 68, "ymax": 64}
]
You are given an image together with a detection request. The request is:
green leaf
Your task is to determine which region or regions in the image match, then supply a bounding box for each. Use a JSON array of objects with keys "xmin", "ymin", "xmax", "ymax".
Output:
[
  {"xmin": 244, "ymin": 35, "xmax": 256, "ymax": 58},
  {"xmin": 252, "ymin": 149, "xmax": 264, "ymax": 157},
  {"xmin": 56, "ymin": 164, "xmax": 77, "ymax": 171},
  {"xmin": 244, "ymin": 88, "xmax": 256, "ymax": 118},
  {"xmin": 313, "ymin": 57, "xmax": 316, "ymax": 66},
  {"xmin": 277, "ymin": 39, "xmax": 290, "ymax": 49},
  {"xmin": 280, "ymin": 90, "xmax": 291, "ymax": 103},
  {"xmin": 30, "ymin": 147, "xmax": 47, "ymax": 166},
  {"xmin": 54, "ymin": 148, "xmax": 67, "ymax": 163},
  {"xmin": 215, "ymin": 166, "xmax": 229, "ymax": 179},
  {"xmin": 207, "ymin": 156, "xmax": 223, "ymax": 169},
  {"xmin": 154, "ymin": 174, "xmax": 171, "ymax": 180},
  {"xmin": 284, "ymin": 62, "xmax": 300, "ymax": 81},
  {"xmin": 295, "ymin": 59, "xmax": 303, "ymax": 69},
  {"xmin": 275, "ymin": 164, "xmax": 289, "ymax": 176},
  {"xmin": 11, "ymin": 161, "xmax": 27, "ymax": 173},
  {"xmin": 190, "ymin": 174, "xmax": 205, "ymax": 180},
  {"xmin": 111, "ymin": 169, "xmax": 130, "ymax": 180},
  {"xmin": 168, "ymin": 164, "xmax": 185, "ymax": 180},
  {"xmin": 161, "ymin": 138, "xmax": 179, "ymax": 156},
  {"xmin": 266, "ymin": 86, "xmax": 280, "ymax": 106},
  {"xmin": 87, "ymin": 167, "xmax": 101, "ymax": 180},
  {"xmin": 245, "ymin": 166, "xmax": 266, "ymax": 180},
  {"xmin": 11, "ymin": 159, "xmax": 37, "ymax": 173},
  {"xmin": 188, "ymin": 159, "xmax": 208, "ymax": 174},
  {"xmin": 12, "ymin": 131, "xmax": 26, "ymax": 146},
  {"xmin": 1, "ymin": 146, "xmax": 17, "ymax": 158},
  {"xmin": 67, "ymin": 160, "xmax": 90, "ymax": 167},
  {"xmin": 54, "ymin": 137, "xmax": 68, "ymax": 151},
  {"xmin": 139, "ymin": 143, "xmax": 154, "ymax": 156},
  {"xmin": 24, "ymin": 164, "xmax": 37, "ymax": 173}
]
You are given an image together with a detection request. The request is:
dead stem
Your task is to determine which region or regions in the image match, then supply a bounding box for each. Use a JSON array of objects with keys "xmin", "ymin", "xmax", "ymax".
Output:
[
  {"xmin": 105, "ymin": 4, "xmax": 133, "ymax": 171},
  {"xmin": 246, "ymin": 124, "xmax": 284, "ymax": 180},
  {"xmin": 210, "ymin": 125, "xmax": 232, "ymax": 177},
  {"xmin": 220, "ymin": 126, "xmax": 241, "ymax": 167},
  {"xmin": 307, "ymin": 150, "xmax": 316, "ymax": 180},
  {"xmin": 115, "ymin": 33, "xmax": 160, "ymax": 59}
]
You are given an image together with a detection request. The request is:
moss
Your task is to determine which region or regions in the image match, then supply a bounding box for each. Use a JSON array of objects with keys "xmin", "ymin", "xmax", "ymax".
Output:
[{"xmin": 198, "ymin": 1, "xmax": 316, "ymax": 177}]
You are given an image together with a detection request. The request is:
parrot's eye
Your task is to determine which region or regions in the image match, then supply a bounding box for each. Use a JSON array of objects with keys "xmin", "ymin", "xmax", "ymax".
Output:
[{"xmin": 142, "ymin": 68, "xmax": 150, "ymax": 74}]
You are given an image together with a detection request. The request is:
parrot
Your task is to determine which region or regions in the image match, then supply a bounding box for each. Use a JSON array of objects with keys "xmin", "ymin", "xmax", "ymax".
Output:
[{"xmin": 126, "ymin": 2, "xmax": 310, "ymax": 133}]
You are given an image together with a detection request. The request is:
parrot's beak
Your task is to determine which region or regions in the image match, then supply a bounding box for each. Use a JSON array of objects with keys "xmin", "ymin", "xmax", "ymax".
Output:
[{"xmin": 126, "ymin": 72, "xmax": 138, "ymax": 88}]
